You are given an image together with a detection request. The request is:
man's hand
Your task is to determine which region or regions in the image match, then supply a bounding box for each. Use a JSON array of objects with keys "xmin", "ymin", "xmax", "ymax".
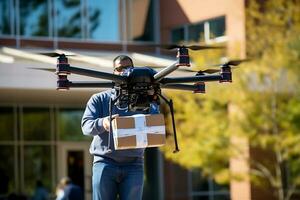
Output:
[{"xmin": 102, "ymin": 115, "xmax": 119, "ymax": 132}]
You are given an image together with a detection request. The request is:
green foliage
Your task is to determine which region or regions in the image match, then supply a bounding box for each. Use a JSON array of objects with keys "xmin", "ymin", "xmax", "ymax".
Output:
[
  {"xmin": 189, "ymin": 47, "xmax": 226, "ymax": 69},
  {"xmin": 161, "ymin": 39, "xmax": 243, "ymax": 184},
  {"xmin": 161, "ymin": 88, "xmax": 231, "ymax": 183},
  {"xmin": 246, "ymin": 0, "xmax": 300, "ymax": 59},
  {"xmin": 160, "ymin": 1, "xmax": 300, "ymax": 197},
  {"xmin": 242, "ymin": 1, "xmax": 300, "ymax": 199}
]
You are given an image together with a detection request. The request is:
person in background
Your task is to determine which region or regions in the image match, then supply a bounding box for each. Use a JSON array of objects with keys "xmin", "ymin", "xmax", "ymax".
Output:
[
  {"xmin": 55, "ymin": 181, "xmax": 65, "ymax": 200},
  {"xmin": 32, "ymin": 180, "xmax": 49, "ymax": 200},
  {"xmin": 81, "ymin": 55, "xmax": 159, "ymax": 200},
  {"xmin": 56, "ymin": 177, "xmax": 83, "ymax": 200}
]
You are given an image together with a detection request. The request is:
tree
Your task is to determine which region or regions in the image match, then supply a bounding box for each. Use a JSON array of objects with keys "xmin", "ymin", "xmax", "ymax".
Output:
[
  {"xmin": 161, "ymin": 1, "xmax": 300, "ymax": 199},
  {"xmin": 239, "ymin": 1, "xmax": 300, "ymax": 199},
  {"xmin": 161, "ymin": 48, "xmax": 233, "ymax": 184}
]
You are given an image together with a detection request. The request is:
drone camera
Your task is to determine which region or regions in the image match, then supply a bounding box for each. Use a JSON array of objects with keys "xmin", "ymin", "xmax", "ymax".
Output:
[
  {"xmin": 115, "ymin": 68, "xmax": 161, "ymax": 111},
  {"xmin": 193, "ymin": 82, "xmax": 205, "ymax": 93},
  {"xmin": 127, "ymin": 82, "xmax": 160, "ymax": 111},
  {"xmin": 57, "ymin": 75, "xmax": 70, "ymax": 90},
  {"xmin": 176, "ymin": 47, "xmax": 190, "ymax": 67},
  {"xmin": 128, "ymin": 94, "xmax": 152, "ymax": 112},
  {"xmin": 220, "ymin": 66, "xmax": 232, "ymax": 83}
]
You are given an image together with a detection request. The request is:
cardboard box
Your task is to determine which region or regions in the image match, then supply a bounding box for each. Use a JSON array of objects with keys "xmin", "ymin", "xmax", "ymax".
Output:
[{"xmin": 112, "ymin": 114, "xmax": 166, "ymax": 150}]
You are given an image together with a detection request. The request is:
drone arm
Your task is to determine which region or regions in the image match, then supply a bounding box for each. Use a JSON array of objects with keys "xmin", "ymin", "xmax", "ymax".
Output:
[
  {"xmin": 153, "ymin": 62, "xmax": 178, "ymax": 82},
  {"xmin": 161, "ymin": 83, "xmax": 201, "ymax": 92},
  {"xmin": 69, "ymin": 81, "xmax": 115, "ymax": 88},
  {"xmin": 67, "ymin": 66, "xmax": 127, "ymax": 83},
  {"xmin": 160, "ymin": 74, "xmax": 221, "ymax": 84},
  {"xmin": 57, "ymin": 79, "xmax": 115, "ymax": 90}
]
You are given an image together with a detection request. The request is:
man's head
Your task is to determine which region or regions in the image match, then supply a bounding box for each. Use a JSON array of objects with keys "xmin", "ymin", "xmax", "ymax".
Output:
[
  {"xmin": 113, "ymin": 55, "xmax": 134, "ymax": 75},
  {"xmin": 60, "ymin": 177, "xmax": 72, "ymax": 186}
]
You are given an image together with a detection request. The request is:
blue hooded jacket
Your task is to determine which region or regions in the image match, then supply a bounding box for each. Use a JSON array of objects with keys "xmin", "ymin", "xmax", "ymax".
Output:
[{"xmin": 81, "ymin": 89, "xmax": 159, "ymax": 163}]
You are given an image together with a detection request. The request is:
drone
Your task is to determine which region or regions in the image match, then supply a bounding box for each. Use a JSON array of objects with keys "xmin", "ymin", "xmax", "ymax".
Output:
[{"xmin": 33, "ymin": 44, "xmax": 249, "ymax": 153}]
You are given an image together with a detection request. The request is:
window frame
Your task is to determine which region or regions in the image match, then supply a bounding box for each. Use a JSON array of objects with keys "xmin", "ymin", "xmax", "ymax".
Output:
[
  {"xmin": 170, "ymin": 15, "xmax": 227, "ymax": 44},
  {"xmin": 1, "ymin": 0, "xmax": 158, "ymax": 44},
  {"xmin": 0, "ymin": 104, "xmax": 86, "ymax": 197},
  {"xmin": 188, "ymin": 169, "xmax": 230, "ymax": 200}
]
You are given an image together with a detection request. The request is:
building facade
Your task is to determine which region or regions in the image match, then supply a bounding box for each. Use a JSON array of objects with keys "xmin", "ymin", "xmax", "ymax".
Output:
[{"xmin": 0, "ymin": 0, "xmax": 246, "ymax": 199}]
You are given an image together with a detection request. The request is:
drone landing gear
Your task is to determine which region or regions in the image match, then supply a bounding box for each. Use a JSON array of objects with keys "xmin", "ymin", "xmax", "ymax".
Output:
[{"xmin": 159, "ymin": 94, "xmax": 180, "ymax": 153}]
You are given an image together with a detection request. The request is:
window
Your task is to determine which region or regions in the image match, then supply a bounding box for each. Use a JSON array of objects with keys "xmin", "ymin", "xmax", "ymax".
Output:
[
  {"xmin": 58, "ymin": 108, "xmax": 88, "ymax": 141},
  {"xmin": 1, "ymin": 0, "xmax": 157, "ymax": 42},
  {"xmin": 0, "ymin": 0, "xmax": 14, "ymax": 35},
  {"xmin": 56, "ymin": 0, "xmax": 82, "ymax": 38},
  {"xmin": 171, "ymin": 16, "xmax": 226, "ymax": 44},
  {"xmin": 19, "ymin": 0, "xmax": 49, "ymax": 37},
  {"xmin": 0, "ymin": 106, "xmax": 16, "ymax": 198},
  {"xmin": 0, "ymin": 107, "xmax": 14, "ymax": 141},
  {"xmin": 188, "ymin": 22, "xmax": 205, "ymax": 42},
  {"xmin": 209, "ymin": 16, "xmax": 226, "ymax": 38},
  {"xmin": 190, "ymin": 169, "xmax": 230, "ymax": 200},
  {"xmin": 0, "ymin": 145, "xmax": 15, "ymax": 197},
  {"xmin": 23, "ymin": 107, "xmax": 51, "ymax": 141},
  {"xmin": 86, "ymin": 0, "xmax": 120, "ymax": 41},
  {"xmin": 0, "ymin": 105, "xmax": 88, "ymax": 199},
  {"xmin": 171, "ymin": 27, "xmax": 185, "ymax": 44},
  {"xmin": 23, "ymin": 145, "xmax": 52, "ymax": 195}
]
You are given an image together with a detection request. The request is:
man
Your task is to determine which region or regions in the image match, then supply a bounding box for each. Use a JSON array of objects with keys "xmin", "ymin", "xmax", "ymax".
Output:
[{"xmin": 81, "ymin": 55, "xmax": 159, "ymax": 200}]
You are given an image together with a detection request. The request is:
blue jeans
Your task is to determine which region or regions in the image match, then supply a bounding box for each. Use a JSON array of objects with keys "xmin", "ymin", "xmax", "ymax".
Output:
[{"xmin": 92, "ymin": 160, "xmax": 144, "ymax": 200}]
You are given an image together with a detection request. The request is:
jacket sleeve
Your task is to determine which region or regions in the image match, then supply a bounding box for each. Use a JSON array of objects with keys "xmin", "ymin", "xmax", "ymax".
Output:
[
  {"xmin": 81, "ymin": 94, "xmax": 107, "ymax": 136},
  {"xmin": 150, "ymin": 102, "xmax": 160, "ymax": 114}
]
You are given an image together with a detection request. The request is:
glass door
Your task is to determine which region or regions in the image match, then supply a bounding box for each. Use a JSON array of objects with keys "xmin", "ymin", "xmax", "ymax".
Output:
[{"xmin": 57, "ymin": 142, "xmax": 92, "ymax": 200}]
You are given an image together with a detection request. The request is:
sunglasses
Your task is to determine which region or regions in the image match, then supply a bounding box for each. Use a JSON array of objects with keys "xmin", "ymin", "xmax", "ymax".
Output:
[{"xmin": 114, "ymin": 66, "xmax": 132, "ymax": 72}]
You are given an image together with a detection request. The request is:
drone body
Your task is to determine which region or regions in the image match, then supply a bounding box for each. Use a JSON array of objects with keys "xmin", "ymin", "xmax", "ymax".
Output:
[
  {"xmin": 34, "ymin": 44, "xmax": 249, "ymax": 152},
  {"xmin": 116, "ymin": 67, "xmax": 160, "ymax": 112}
]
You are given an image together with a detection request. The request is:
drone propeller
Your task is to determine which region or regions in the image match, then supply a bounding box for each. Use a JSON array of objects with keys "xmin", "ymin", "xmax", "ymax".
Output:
[
  {"xmin": 28, "ymin": 67, "xmax": 56, "ymax": 72},
  {"xmin": 149, "ymin": 65, "xmax": 220, "ymax": 75},
  {"xmin": 210, "ymin": 58, "xmax": 251, "ymax": 68},
  {"xmin": 150, "ymin": 44, "xmax": 224, "ymax": 50},
  {"xmin": 179, "ymin": 68, "xmax": 220, "ymax": 74},
  {"xmin": 38, "ymin": 52, "xmax": 75, "ymax": 57}
]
